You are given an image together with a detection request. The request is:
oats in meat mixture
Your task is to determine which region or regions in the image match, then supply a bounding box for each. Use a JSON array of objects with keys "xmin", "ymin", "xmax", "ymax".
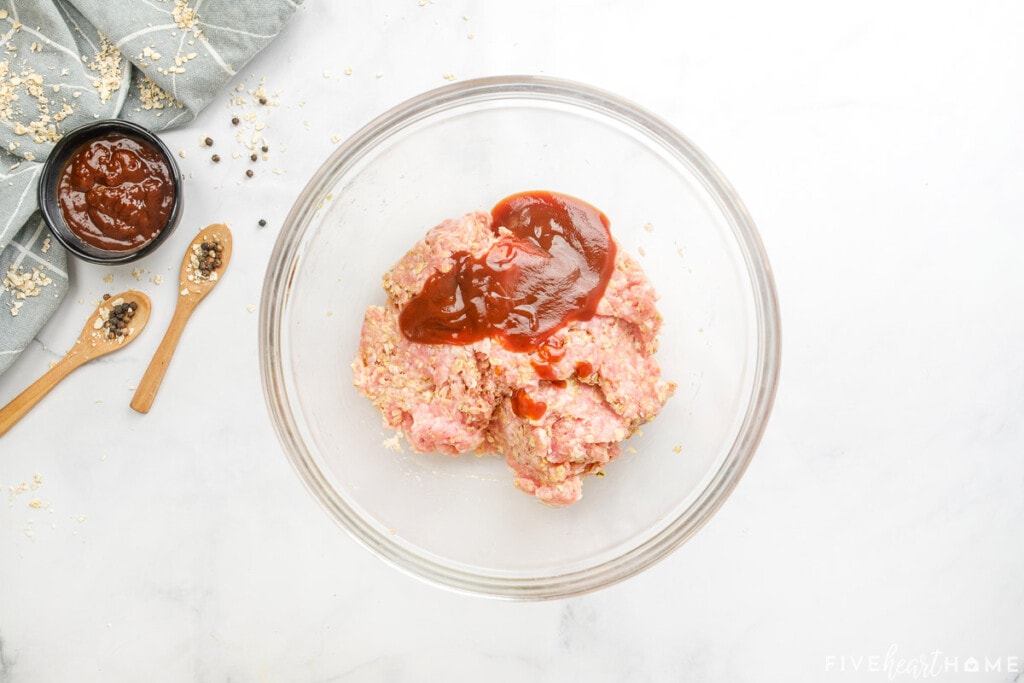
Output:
[{"xmin": 352, "ymin": 207, "xmax": 675, "ymax": 506}]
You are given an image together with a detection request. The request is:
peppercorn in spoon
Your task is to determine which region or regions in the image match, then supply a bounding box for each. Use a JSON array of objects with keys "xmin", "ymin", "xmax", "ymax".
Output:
[
  {"xmin": 0, "ymin": 290, "xmax": 152, "ymax": 437},
  {"xmin": 130, "ymin": 223, "xmax": 232, "ymax": 414}
]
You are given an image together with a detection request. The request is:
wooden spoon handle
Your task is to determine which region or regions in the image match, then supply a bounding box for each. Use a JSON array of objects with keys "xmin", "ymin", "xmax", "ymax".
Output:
[
  {"xmin": 130, "ymin": 304, "xmax": 193, "ymax": 414},
  {"xmin": 0, "ymin": 354, "xmax": 85, "ymax": 437}
]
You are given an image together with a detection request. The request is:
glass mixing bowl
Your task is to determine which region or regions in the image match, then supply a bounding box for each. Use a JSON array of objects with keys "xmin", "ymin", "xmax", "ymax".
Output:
[{"xmin": 260, "ymin": 75, "xmax": 780, "ymax": 599}]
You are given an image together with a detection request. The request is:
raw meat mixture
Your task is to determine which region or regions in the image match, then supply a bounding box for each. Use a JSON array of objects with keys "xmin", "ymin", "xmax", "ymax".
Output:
[{"xmin": 352, "ymin": 210, "xmax": 675, "ymax": 506}]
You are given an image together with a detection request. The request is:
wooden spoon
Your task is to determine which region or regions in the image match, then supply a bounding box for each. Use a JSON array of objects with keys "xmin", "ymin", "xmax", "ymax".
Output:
[
  {"xmin": 0, "ymin": 290, "xmax": 152, "ymax": 437},
  {"xmin": 131, "ymin": 223, "xmax": 232, "ymax": 414}
]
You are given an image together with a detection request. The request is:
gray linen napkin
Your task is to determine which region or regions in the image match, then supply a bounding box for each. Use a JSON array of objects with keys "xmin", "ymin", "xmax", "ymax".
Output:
[{"xmin": 0, "ymin": 0, "xmax": 302, "ymax": 376}]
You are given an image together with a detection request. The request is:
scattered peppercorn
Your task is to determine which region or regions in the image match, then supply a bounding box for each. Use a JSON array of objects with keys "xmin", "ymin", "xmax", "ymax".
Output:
[
  {"xmin": 245, "ymin": 169, "xmax": 254, "ymax": 178},
  {"xmin": 211, "ymin": 154, "xmax": 221, "ymax": 163},
  {"xmin": 204, "ymin": 136, "xmax": 213, "ymax": 147},
  {"xmin": 259, "ymin": 97, "xmax": 267, "ymax": 105},
  {"xmin": 261, "ymin": 145, "xmax": 269, "ymax": 153},
  {"xmin": 250, "ymin": 153, "xmax": 258, "ymax": 162},
  {"xmin": 231, "ymin": 116, "xmax": 240, "ymax": 125},
  {"xmin": 190, "ymin": 240, "xmax": 224, "ymax": 280},
  {"xmin": 102, "ymin": 293, "xmax": 111, "ymax": 300},
  {"xmin": 102, "ymin": 299, "xmax": 138, "ymax": 340},
  {"xmin": 258, "ymin": 219, "xmax": 267, "ymax": 227}
]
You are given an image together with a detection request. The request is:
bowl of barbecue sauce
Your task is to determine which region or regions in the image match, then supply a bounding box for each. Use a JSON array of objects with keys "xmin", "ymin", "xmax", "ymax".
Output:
[{"xmin": 39, "ymin": 119, "xmax": 182, "ymax": 264}]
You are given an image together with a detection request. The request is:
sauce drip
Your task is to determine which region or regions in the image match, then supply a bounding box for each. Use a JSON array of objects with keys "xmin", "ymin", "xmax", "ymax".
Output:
[
  {"xmin": 399, "ymin": 191, "xmax": 616, "ymax": 352},
  {"xmin": 57, "ymin": 133, "xmax": 175, "ymax": 252},
  {"xmin": 512, "ymin": 388, "xmax": 547, "ymax": 421}
]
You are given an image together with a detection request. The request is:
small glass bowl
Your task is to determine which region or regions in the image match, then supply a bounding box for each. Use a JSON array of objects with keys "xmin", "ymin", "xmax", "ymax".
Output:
[
  {"xmin": 260, "ymin": 76, "xmax": 781, "ymax": 599},
  {"xmin": 38, "ymin": 119, "xmax": 183, "ymax": 265}
]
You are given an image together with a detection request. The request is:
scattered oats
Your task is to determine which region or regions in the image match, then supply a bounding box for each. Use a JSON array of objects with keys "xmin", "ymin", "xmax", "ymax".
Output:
[
  {"xmin": 178, "ymin": 149, "xmax": 186, "ymax": 158},
  {"xmin": 131, "ymin": 268, "xmax": 146, "ymax": 280},
  {"xmin": 344, "ymin": 66, "xmax": 353, "ymax": 76},
  {"xmin": 272, "ymin": 167, "xmax": 283, "ymax": 175},
  {"xmin": 672, "ymin": 444, "xmax": 683, "ymax": 453},
  {"xmin": 637, "ymin": 245, "xmax": 646, "ymax": 257},
  {"xmin": 102, "ymin": 273, "xmax": 114, "ymax": 283},
  {"xmin": 3, "ymin": 265, "xmax": 54, "ymax": 315},
  {"xmin": 150, "ymin": 274, "xmax": 163, "ymax": 285},
  {"xmin": 23, "ymin": 152, "xmax": 34, "ymax": 162},
  {"xmin": 643, "ymin": 222, "xmax": 654, "ymax": 233},
  {"xmin": 442, "ymin": 73, "xmax": 456, "ymax": 81},
  {"xmin": 28, "ymin": 499, "xmax": 43, "ymax": 509},
  {"xmin": 0, "ymin": 9, "xmax": 8, "ymax": 19},
  {"xmin": 627, "ymin": 445, "xmax": 637, "ymax": 454},
  {"xmin": 467, "ymin": 32, "xmax": 475, "ymax": 39},
  {"xmin": 246, "ymin": 304, "xmax": 256, "ymax": 313},
  {"xmin": 383, "ymin": 432, "xmax": 405, "ymax": 452},
  {"xmin": 137, "ymin": 75, "xmax": 184, "ymax": 111},
  {"xmin": 41, "ymin": 236, "xmax": 51, "ymax": 253},
  {"xmin": 88, "ymin": 33, "xmax": 124, "ymax": 102},
  {"xmin": 76, "ymin": 514, "xmax": 87, "ymax": 523},
  {"xmin": 326, "ymin": 310, "xmax": 333, "ymax": 318},
  {"xmin": 172, "ymin": 0, "xmax": 200, "ymax": 30},
  {"xmin": 375, "ymin": 72, "xmax": 383, "ymax": 79}
]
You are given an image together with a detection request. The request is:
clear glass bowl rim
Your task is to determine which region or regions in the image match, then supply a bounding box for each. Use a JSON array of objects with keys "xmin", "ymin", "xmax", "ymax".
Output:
[{"xmin": 259, "ymin": 74, "xmax": 782, "ymax": 600}]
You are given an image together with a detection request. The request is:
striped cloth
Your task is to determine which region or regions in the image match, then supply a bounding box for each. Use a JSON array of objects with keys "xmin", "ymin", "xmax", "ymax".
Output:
[{"xmin": 0, "ymin": 0, "xmax": 302, "ymax": 375}]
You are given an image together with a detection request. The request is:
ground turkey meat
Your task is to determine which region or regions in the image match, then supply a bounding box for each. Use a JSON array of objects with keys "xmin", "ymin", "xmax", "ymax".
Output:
[{"xmin": 352, "ymin": 209, "xmax": 675, "ymax": 506}]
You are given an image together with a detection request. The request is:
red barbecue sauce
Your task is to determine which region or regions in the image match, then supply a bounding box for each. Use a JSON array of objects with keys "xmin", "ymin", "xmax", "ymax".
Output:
[
  {"xmin": 512, "ymin": 388, "xmax": 547, "ymax": 422},
  {"xmin": 57, "ymin": 133, "xmax": 175, "ymax": 251},
  {"xmin": 399, "ymin": 191, "xmax": 617, "ymax": 353}
]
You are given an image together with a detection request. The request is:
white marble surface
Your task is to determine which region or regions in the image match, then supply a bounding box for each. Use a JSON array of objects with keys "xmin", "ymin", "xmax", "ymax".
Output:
[{"xmin": 2, "ymin": 1, "xmax": 1023, "ymax": 681}]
